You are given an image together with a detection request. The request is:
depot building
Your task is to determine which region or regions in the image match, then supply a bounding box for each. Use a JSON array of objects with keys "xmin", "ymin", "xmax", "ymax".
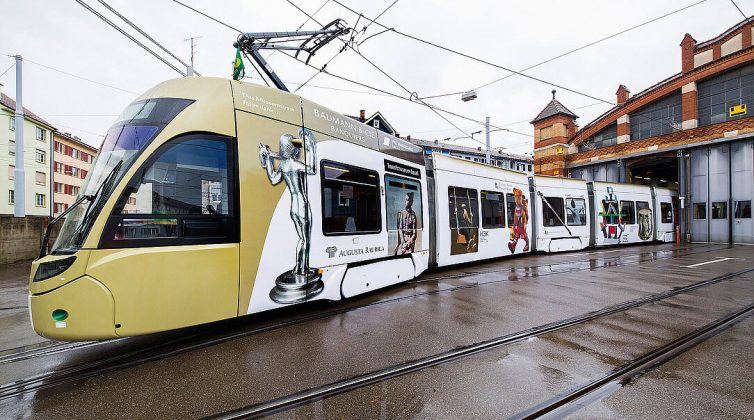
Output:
[{"xmin": 532, "ymin": 16, "xmax": 754, "ymax": 244}]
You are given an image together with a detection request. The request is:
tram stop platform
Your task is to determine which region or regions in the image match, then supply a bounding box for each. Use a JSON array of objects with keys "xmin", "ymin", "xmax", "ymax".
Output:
[{"xmin": 0, "ymin": 242, "xmax": 752, "ymax": 418}]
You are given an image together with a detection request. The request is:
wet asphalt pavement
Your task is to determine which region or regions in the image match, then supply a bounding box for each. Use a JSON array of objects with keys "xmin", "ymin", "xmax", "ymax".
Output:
[{"xmin": 0, "ymin": 243, "xmax": 752, "ymax": 419}]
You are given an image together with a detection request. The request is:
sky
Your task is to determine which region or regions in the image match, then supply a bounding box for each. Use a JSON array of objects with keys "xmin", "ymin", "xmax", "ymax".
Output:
[{"xmin": 0, "ymin": 0, "xmax": 748, "ymax": 157}]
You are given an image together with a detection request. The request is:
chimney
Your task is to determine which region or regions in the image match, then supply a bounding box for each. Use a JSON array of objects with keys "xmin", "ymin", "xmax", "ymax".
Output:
[
  {"xmin": 359, "ymin": 109, "xmax": 365, "ymax": 122},
  {"xmin": 680, "ymin": 33, "xmax": 697, "ymax": 73},
  {"xmin": 407, "ymin": 135, "xmax": 411, "ymax": 140},
  {"xmin": 616, "ymin": 84, "xmax": 630, "ymax": 106}
]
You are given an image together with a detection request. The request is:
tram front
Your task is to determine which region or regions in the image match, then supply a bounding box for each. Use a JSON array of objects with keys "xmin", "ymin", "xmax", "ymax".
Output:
[{"xmin": 29, "ymin": 77, "xmax": 239, "ymax": 340}]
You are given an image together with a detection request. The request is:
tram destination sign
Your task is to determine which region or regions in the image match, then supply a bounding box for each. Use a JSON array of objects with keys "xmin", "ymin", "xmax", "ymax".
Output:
[{"xmin": 385, "ymin": 160, "xmax": 421, "ymax": 179}]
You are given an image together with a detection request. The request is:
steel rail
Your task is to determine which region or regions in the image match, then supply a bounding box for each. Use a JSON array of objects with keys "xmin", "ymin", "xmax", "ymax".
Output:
[
  {"xmin": 206, "ymin": 267, "xmax": 754, "ymax": 419},
  {"xmin": 0, "ymin": 243, "xmax": 727, "ymax": 377},
  {"xmin": 0, "ymin": 243, "xmax": 720, "ymax": 369},
  {"xmin": 511, "ymin": 303, "xmax": 754, "ymax": 419}
]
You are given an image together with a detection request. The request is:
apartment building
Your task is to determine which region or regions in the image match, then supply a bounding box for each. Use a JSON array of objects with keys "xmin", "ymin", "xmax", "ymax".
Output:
[
  {"xmin": 1, "ymin": 84, "xmax": 55, "ymax": 216},
  {"xmin": 52, "ymin": 132, "xmax": 97, "ymax": 216}
]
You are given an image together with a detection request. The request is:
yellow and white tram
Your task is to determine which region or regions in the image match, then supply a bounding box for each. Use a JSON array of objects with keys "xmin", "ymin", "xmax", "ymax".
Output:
[{"xmin": 29, "ymin": 78, "xmax": 676, "ymax": 340}]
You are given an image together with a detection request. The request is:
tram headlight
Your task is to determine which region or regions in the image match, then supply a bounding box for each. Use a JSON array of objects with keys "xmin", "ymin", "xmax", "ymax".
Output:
[{"xmin": 33, "ymin": 256, "xmax": 76, "ymax": 282}]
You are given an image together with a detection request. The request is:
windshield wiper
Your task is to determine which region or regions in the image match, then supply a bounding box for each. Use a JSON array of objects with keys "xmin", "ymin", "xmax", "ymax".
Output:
[
  {"xmin": 72, "ymin": 160, "xmax": 124, "ymax": 246},
  {"xmin": 39, "ymin": 194, "xmax": 94, "ymax": 258}
]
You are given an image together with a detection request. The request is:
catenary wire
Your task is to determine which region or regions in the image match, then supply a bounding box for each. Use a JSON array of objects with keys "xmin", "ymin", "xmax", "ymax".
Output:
[
  {"xmin": 24, "ymin": 58, "xmax": 140, "ymax": 95},
  {"xmin": 330, "ymin": 0, "xmax": 614, "ymax": 105},
  {"xmin": 96, "ymin": 0, "xmax": 201, "ymax": 76},
  {"xmin": 730, "ymin": 0, "xmax": 752, "ymax": 23},
  {"xmin": 420, "ymin": 0, "xmax": 708, "ymax": 99},
  {"xmin": 0, "ymin": 63, "xmax": 15, "ymax": 79},
  {"xmin": 74, "ymin": 0, "xmax": 186, "ymax": 76},
  {"xmin": 173, "ymin": 0, "xmax": 533, "ymax": 147}
]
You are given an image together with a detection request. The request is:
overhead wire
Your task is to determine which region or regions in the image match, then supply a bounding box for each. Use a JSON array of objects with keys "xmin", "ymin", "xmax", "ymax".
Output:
[
  {"xmin": 74, "ymin": 0, "xmax": 186, "ymax": 76},
  {"xmin": 330, "ymin": 0, "xmax": 614, "ymax": 105},
  {"xmin": 96, "ymin": 0, "xmax": 200, "ymax": 76},
  {"xmin": 24, "ymin": 58, "xmax": 140, "ymax": 95},
  {"xmin": 173, "ymin": 0, "xmax": 533, "ymax": 149},
  {"xmin": 420, "ymin": 0, "xmax": 708, "ymax": 100},
  {"xmin": 0, "ymin": 62, "xmax": 15, "ymax": 79},
  {"xmin": 729, "ymin": 0, "xmax": 751, "ymax": 22}
]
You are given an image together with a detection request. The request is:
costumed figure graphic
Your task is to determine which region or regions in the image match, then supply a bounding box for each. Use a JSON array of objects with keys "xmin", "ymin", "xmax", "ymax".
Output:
[
  {"xmin": 259, "ymin": 128, "xmax": 324, "ymax": 304},
  {"xmin": 508, "ymin": 188, "xmax": 530, "ymax": 253},
  {"xmin": 599, "ymin": 186, "xmax": 625, "ymax": 240},
  {"xmin": 395, "ymin": 192, "xmax": 417, "ymax": 255},
  {"xmin": 638, "ymin": 208, "xmax": 653, "ymax": 241}
]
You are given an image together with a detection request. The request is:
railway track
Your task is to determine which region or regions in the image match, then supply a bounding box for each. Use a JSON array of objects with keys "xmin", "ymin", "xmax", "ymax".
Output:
[
  {"xmin": 207, "ymin": 268, "xmax": 754, "ymax": 419},
  {"xmin": 0, "ymin": 244, "xmax": 733, "ymax": 401},
  {"xmin": 511, "ymin": 303, "xmax": 754, "ymax": 419},
  {"xmin": 0, "ymin": 243, "xmax": 722, "ymax": 368}
]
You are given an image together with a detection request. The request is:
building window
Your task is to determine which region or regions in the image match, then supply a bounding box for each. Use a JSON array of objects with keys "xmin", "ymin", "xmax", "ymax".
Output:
[
  {"xmin": 54, "ymin": 141, "xmax": 63, "ymax": 153},
  {"xmin": 55, "ymin": 162, "xmax": 63, "ymax": 173},
  {"xmin": 565, "ymin": 198, "xmax": 587, "ymax": 226},
  {"xmin": 734, "ymin": 201, "xmax": 751, "ymax": 218},
  {"xmin": 72, "ymin": 149, "xmax": 80, "ymax": 159},
  {"xmin": 321, "ymin": 161, "xmax": 381, "ymax": 235},
  {"xmin": 35, "ymin": 193, "xmax": 45, "ymax": 207},
  {"xmin": 36, "ymin": 127, "xmax": 46, "ymax": 142},
  {"xmin": 542, "ymin": 196, "xmax": 565, "ymax": 227},
  {"xmin": 629, "ymin": 92, "xmax": 682, "ymax": 141},
  {"xmin": 35, "ymin": 149, "xmax": 46, "ymax": 164},
  {"xmin": 481, "ymin": 191, "xmax": 506, "ymax": 229},
  {"xmin": 373, "ymin": 120, "xmax": 380, "ymax": 129},
  {"xmin": 8, "ymin": 165, "xmax": 14, "ymax": 180},
  {"xmin": 54, "ymin": 182, "xmax": 63, "ymax": 193},
  {"xmin": 698, "ymin": 63, "xmax": 754, "ymax": 127},
  {"xmin": 35, "ymin": 171, "xmax": 46, "ymax": 186},
  {"xmin": 620, "ymin": 201, "xmax": 636, "ymax": 224},
  {"xmin": 9, "ymin": 117, "xmax": 15, "ymax": 131},
  {"xmin": 661, "ymin": 202, "xmax": 673, "ymax": 223},
  {"xmin": 71, "ymin": 167, "xmax": 79, "ymax": 177},
  {"xmin": 579, "ymin": 123, "xmax": 618, "ymax": 152},
  {"xmin": 448, "ymin": 186, "xmax": 479, "ymax": 255},
  {"xmin": 8, "ymin": 140, "xmax": 15, "ymax": 155},
  {"xmin": 8, "ymin": 190, "xmax": 14, "ymax": 205},
  {"xmin": 711, "ymin": 202, "xmax": 727, "ymax": 219}
]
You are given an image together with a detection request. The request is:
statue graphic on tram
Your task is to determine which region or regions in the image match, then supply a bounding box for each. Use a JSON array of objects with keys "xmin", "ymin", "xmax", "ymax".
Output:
[{"xmin": 259, "ymin": 128, "xmax": 324, "ymax": 303}]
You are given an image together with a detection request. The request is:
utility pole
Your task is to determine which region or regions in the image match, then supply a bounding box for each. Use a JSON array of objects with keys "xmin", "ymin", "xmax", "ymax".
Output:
[
  {"xmin": 485, "ymin": 116, "xmax": 491, "ymax": 165},
  {"xmin": 13, "ymin": 55, "xmax": 25, "ymax": 218},
  {"xmin": 184, "ymin": 36, "xmax": 202, "ymax": 76}
]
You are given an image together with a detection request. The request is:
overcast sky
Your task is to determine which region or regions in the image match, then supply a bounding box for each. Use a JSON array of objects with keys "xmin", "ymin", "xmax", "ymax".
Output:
[{"xmin": 0, "ymin": 0, "xmax": 747, "ymax": 156}]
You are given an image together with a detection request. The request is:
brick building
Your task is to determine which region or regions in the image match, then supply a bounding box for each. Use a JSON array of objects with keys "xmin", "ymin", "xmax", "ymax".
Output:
[
  {"xmin": 532, "ymin": 17, "xmax": 754, "ymax": 244},
  {"xmin": 52, "ymin": 132, "xmax": 97, "ymax": 216}
]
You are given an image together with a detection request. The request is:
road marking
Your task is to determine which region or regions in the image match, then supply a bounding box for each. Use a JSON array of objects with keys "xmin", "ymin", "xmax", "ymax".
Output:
[{"xmin": 681, "ymin": 257, "xmax": 739, "ymax": 268}]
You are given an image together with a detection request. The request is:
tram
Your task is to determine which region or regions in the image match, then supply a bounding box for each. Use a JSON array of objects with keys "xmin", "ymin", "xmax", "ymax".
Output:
[{"xmin": 29, "ymin": 78, "xmax": 676, "ymax": 340}]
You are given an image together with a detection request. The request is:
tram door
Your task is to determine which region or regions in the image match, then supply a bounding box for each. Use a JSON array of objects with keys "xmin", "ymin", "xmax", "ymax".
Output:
[
  {"xmin": 690, "ymin": 148, "xmax": 709, "ymax": 242},
  {"xmin": 708, "ymin": 144, "xmax": 730, "ymax": 243},
  {"xmin": 732, "ymin": 140, "xmax": 753, "ymax": 243}
]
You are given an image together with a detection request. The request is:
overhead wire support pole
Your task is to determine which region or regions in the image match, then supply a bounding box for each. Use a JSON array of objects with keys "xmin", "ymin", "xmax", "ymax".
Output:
[
  {"xmin": 75, "ymin": 0, "xmax": 186, "ymax": 76},
  {"xmin": 13, "ymin": 55, "xmax": 25, "ymax": 217}
]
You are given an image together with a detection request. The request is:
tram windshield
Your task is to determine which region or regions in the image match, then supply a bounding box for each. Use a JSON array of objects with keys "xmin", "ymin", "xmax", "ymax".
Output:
[{"xmin": 49, "ymin": 98, "xmax": 193, "ymax": 254}]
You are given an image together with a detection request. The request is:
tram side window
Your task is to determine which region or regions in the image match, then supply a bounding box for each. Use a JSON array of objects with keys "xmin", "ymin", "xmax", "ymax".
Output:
[
  {"xmin": 693, "ymin": 203, "xmax": 706, "ymax": 219},
  {"xmin": 448, "ymin": 186, "xmax": 479, "ymax": 255},
  {"xmin": 711, "ymin": 202, "xmax": 727, "ymax": 219},
  {"xmin": 542, "ymin": 196, "xmax": 565, "ymax": 227},
  {"xmin": 107, "ymin": 135, "xmax": 236, "ymax": 245},
  {"xmin": 481, "ymin": 191, "xmax": 505, "ymax": 229},
  {"xmin": 735, "ymin": 200, "xmax": 751, "ymax": 218},
  {"xmin": 506, "ymin": 193, "xmax": 515, "ymax": 227},
  {"xmin": 660, "ymin": 202, "xmax": 673, "ymax": 223},
  {"xmin": 620, "ymin": 201, "xmax": 636, "ymax": 224},
  {"xmin": 321, "ymin": 161, "xmax": 381, "ymax": 235},
  {"xmin": 565, "ymin": 198, "xmax": 586, "ymax": 226}
]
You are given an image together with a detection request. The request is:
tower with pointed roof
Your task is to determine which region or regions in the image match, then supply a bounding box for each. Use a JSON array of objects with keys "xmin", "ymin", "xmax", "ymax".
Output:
[{"xmin": 531, "ymin": 90, "xmax": 578, "ymax": 176}]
